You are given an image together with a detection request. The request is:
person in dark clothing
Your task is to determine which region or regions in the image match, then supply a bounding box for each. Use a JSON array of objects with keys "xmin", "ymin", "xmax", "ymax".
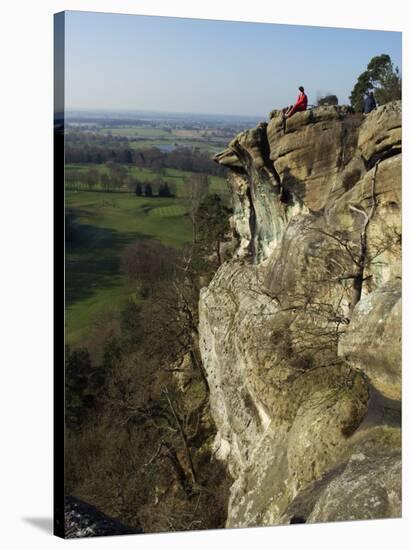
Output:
[{"xmin": 363, "ymin": 91, "xmax": 377, "ymax": 114}]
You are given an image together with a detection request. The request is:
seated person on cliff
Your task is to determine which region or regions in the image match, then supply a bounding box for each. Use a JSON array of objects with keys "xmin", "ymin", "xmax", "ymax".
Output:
[{"xmin": 283, "ymin": 86, "xmax": 308, "ymax": 118}]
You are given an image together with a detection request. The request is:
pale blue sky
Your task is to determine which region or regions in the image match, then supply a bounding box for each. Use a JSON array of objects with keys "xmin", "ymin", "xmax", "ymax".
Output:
[{"xmin": 64, "ymin": 11, "xmax": 402, "ymax": 116}]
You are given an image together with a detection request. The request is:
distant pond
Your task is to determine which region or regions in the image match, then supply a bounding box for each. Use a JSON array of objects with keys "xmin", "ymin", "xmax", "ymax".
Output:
[{"xmin": 155, "ymin": 143, "xmax": 177, "ymax": 152}]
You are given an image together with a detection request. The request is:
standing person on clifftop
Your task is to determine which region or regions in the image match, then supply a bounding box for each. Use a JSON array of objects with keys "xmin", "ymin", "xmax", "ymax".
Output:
[{"xmin": 284, "ymin": 86, "xmax": 308, "ymax": 118}]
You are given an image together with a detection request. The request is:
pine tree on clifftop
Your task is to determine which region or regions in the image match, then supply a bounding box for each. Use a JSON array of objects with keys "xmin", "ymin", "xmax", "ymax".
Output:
[{"xmin": 350, "ymin": 54, "xmax": 401, "ymax": 112}]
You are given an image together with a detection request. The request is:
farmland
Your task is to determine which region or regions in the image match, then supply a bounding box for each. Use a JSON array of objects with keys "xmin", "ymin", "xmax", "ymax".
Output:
[
  {"xmin": 66, "ymin": 110, "xmax": 261, "ymax": 154},
  {"xmin": 66, "ymin": 192, "xmax": 191, "ymax": 346},
  {"xmin": 65, "ymin": 164, "xmax": 228, "ymax": 196},
  {"xmin": 66, "ymin": 171, "xmax": 227, "ymax": 349},
  {"xmin": 64, "ymin": 109, "xmax": 242, "ymax": 352}
]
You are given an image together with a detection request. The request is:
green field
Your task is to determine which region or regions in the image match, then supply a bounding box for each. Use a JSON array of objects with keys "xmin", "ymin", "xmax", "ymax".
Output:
[
  {"xmin": 127, "ymin": 139, "xmax": 221, "ymax": 153},
  {"xmin": 83, "ymin": 124, "xmax": 227, "ymax": 153},
  {"xmin": 96, "ymin": 126, "xmax": 172, "ymax": 138},
  {"xmin": 66, "ymin": 191, "xmax": 193, "ymax": 347},
  {"xmin": 66, "ymin": 161, "xmax": 229, "ymax": 349},
  {"xmin": 66, "ymin": 164, "xmax": 229, "ymax": 197}
]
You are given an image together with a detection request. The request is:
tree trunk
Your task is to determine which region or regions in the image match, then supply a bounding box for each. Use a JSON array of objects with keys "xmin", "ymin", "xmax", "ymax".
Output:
[
  {"xmin": 349, "ymin": 229, "xmax": 367, "ymax": 314},
  {"xmin": 193, "ymin": 219, "xmax": 197, "ymax": 244},
  {"xmin": 216, "ymin": 240, "xmax": 222, "ymax": 266},
  {"xmin": 163, "ymin": 387, "xmax": 197, "ymax": 487},
  {"xmin": 350, "ymin": 273, "xmax": 363, "ymax": 313},
  {"xmin": 164, "ymin": 443, "xmax": 193, "ymax": 496}
]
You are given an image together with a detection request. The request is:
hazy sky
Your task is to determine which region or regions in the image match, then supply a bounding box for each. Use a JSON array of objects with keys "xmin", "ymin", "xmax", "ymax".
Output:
[{"xmin": 64, "ymin": 11, "xmax": 402, "ymax": 116}]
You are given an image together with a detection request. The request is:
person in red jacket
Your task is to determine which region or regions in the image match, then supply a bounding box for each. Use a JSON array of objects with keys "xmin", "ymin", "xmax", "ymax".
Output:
[{"xmin": 285, "ymin": 86, "xmax": 308, "ymax": 118}]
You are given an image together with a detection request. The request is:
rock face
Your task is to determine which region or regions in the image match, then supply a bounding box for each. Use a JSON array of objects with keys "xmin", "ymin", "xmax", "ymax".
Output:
[
  {"xmin": 199, "ymin": 102, "xmax": 402, "ymax": 527},
  {"xmin": 64, "ymin": 495, "xmax": 142, "ymax": 538},
  {"xmin": 339, "ymin": 281, "xmax": 401, "ymax": 400}
]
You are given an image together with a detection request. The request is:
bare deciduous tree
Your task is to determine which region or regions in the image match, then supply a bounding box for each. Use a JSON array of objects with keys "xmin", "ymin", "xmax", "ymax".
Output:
[
  {"xmin": 184, "ymin": 174, "xmax": 209, "ymax": 243},
  {"xmin": 314, "ymin": 161, "xmax": 382, "ymax": 314}
]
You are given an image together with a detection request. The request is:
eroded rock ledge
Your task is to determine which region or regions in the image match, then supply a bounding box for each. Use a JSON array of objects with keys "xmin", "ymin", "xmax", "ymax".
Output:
[
  {"xmin": 199, "ymin": 102, "xmax": 401, "ymax": 527},
  {"xmin": 64, "ymin": 495, "xmax": 142, "ymax": 538}
]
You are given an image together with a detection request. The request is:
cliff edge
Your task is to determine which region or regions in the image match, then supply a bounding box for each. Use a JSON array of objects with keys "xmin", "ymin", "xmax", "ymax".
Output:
[{"xmin": 199, "ymin": 102, "xmax": 401, "ymax": 526}]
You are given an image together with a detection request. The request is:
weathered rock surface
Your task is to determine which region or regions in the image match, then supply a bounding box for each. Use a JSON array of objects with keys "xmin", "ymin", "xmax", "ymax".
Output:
[
  {"xmin": 199, "ymin": 102, "xmax": 402, "ymax": 527},
  {"xmin": 358, "ymin": 101, "xmax": 402, "ymax": 167},
  {"xmin": 64, "ymin": 495, "xmax": 142, "ymax": 538},
  {"xmin": 339, "ymin": 281, "xmax": 401, "ymax": 400},
  {"xmin": 282, "ymin": 426, "xmax": 401, "ymax": 523},
  {"xmin": 267, "ymin": 106, "xmax": 364, "ymax": 212}
]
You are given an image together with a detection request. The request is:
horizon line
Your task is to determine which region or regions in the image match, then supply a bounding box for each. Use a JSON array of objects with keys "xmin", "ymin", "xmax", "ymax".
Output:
[{"xmin": 65, "ymin": 107, "xmax": 268, "ymax": 119}]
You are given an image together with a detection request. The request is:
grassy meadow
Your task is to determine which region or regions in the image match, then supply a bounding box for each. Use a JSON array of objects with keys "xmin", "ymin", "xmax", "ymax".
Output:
[
  {"xmin": 66, "ymin": 168, "xmax": 228, "ymax": 349},
  {"xmin": 66, "ymin": 164, "xmax": 228, "ymax": 195},
  {"xmin": 89, "ymin": 124, "xmax": 228, "ymax": 152}
]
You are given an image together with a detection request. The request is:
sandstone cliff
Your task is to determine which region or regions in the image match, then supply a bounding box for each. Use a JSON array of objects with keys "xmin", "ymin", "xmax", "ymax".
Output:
[{"xmin": 199, "ymin": 102, "xmax": 402, "ymax": 526}]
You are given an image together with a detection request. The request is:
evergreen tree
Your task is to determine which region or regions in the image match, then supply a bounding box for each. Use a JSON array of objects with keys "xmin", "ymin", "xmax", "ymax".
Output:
[
  {"xmin": 135, "ymin": 182, "xmax": 142, "ymax": 196},
  {"xmin": 317, "ymin": 94, "xmax": 338, "ymax": 106},
  {"xmin": 158, "ymin": 181, "xmax": 172, "ymax": 197},
  {"xmin": 144, "ymin": 182, "xmax": 153, "ymax": 197},
  {"xmin": 350, "ymin": 54, "xmax": 401, "ymax": 112},
  {"xmin": 65, "ymin": 348, "xmax": 94, "ymax": 430}
]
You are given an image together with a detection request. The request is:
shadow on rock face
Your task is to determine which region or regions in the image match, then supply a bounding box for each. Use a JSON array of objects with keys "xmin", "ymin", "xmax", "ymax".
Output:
[
  {"xmin": 290, "ymin": 515, "xmax": 306, "ymax": 524},
  {"xmin": 357, "ymin": 384, "xmax": 401, "ymax": 431},
  {"xmin": 280, "ymin": 167, "xmax": 306, "ymax": 207}
]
